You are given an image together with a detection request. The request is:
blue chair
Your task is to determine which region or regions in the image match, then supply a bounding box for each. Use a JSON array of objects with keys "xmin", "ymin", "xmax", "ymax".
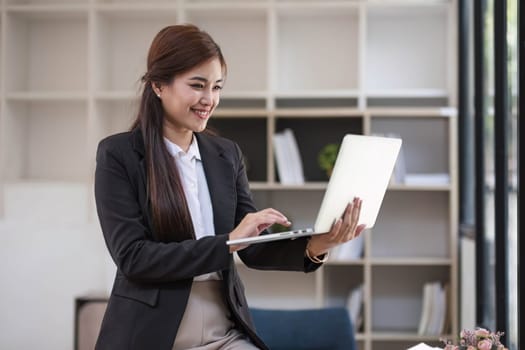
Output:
[{"xmin": 250, "ymin": 307, "xmax": 357, "ymax": 350}]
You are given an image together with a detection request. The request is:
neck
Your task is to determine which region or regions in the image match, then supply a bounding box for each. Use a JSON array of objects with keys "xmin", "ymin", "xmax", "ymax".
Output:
[{"xmin": 164, "ymin": 128, "xmax": 193, "ymax": 153}]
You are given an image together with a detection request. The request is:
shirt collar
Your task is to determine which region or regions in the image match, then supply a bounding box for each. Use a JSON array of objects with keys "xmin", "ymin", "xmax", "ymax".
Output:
[{"xmin": 164, "ymin": 134, "xmax": 202, "ymax": 161}]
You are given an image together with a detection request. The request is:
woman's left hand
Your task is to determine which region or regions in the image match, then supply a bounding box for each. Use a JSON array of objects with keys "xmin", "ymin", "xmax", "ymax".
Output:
[{"xmin": 306, "ymin": 197, "xmax": 366, "ymax": 258}]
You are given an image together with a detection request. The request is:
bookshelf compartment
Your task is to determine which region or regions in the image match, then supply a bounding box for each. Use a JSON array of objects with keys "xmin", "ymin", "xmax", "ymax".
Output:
[
  {"xmin": 371, "ymin": 191, "xmax": 450, "ymax": 259},
  {"xmin": 207, "ymin": 117, "xmax": 267, "ymax": 182},
  {"xmin": 276, "ymin": 7, "xmax": 359, "ymax": 93},
  {"xmin": 275, "ymin": 97, "xmax": 359, "ymax": 109},
  {"xmin": 94, "ymin": 10, "xmax": 178, "ymax": 93},
  {"xmin": 323, "ymin": 265, "xmax": 363, "ymax": 308},
  {"xmin": 323, "ymin": 265, "xmax": 364, "ymax": 333},
  {"xmin": 4, "ymin": 11, "xmax": 88, "ymax": 93},
  {"xmin": 185, "ymin": 8, "xmax": 268, "ymax": 95},
  {"xmin": 365, "ymin": 5, "xmax": 448, "ymax": 95},
  {"xmin": 371, "ymin": 265, "xmax": 449, "ymax": 334},
  {"xmin": 275, "ymin": 117, "xmax": 362, "ymax": 182},
  {"xmin": 371, "ymin": 117, "xmax": 450, "ymax": 179},
  {"xmin": 236, "ymin": 264, "xmax": 318, "ymax": 309},
  {"xmin": 3, "ymin": 101, "xmax": 88, "ymax": 182}
]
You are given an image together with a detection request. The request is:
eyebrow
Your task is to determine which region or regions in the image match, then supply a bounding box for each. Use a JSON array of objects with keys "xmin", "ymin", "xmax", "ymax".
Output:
[{"xmin": 189, "ymin": 76, "xmax": 223, "ymax": 84}]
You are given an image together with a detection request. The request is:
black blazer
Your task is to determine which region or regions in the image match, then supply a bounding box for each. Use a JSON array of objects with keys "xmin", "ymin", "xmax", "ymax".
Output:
[{"xmin": 94, "ymin": 129, "xmax": 322, "ymax": 350}]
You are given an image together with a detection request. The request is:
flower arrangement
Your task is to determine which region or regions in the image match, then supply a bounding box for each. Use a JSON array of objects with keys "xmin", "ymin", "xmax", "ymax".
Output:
[{"xmin": 442, "ymin": 328, "xmax": 507, "ymax": 350}]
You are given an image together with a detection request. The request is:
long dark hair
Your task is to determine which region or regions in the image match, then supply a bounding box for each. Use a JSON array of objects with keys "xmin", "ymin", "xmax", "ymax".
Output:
[{"xmin": 131, "ymin": 24, "xmax": 226, "ymax": 243}]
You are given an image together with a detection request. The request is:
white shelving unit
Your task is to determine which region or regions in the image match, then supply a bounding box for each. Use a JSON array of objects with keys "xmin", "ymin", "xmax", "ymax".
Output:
[{"xmin": 0, "ymin": 1, "xmax": 458, "ymax": 349}]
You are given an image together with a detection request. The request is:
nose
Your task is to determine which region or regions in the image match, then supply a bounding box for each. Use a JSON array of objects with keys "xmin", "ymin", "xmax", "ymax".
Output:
[{"xmin": 200, "ymin": 90, "xmax": 213, "ymax": 106}]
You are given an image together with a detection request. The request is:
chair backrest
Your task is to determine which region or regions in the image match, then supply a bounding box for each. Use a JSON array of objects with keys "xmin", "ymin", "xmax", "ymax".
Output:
[{"xmin": 250, "ymin": 307, "xmax": 356, "ymax": 350}]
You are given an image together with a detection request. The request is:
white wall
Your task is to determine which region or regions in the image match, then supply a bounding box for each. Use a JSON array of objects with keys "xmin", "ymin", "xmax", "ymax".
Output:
[{"xmin": 0, "ymin": 185, "xmax": 110, "ymax": 349}]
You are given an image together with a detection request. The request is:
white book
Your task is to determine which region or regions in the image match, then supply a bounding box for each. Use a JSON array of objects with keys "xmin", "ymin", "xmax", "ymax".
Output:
[
  {"xmin": 417, "ymin": 283, "xmax": 433, "ymax": 335},
  {"xmin": 425, "ymin": 282, "xmax": 446, "ymax": 336},
  {"xmin": 273, "ymin": 132, "xmax": 294, "ymax": 184},
  {"xmin": 404, "ymin": 173, "xmax": 450, "ymax": 186},
  {"xmin": 282, "ymin": 129, "xmax": 305, "ymax": 184},
  {"xmin": 346, "ymin": 284, "xmax": 364, "ymax": 331}
]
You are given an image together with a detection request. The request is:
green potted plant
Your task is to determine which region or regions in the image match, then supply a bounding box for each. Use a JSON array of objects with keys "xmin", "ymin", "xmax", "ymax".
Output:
[{"xmin": 317, "ymin": 143, "xmax": 339, "ymax": 179}]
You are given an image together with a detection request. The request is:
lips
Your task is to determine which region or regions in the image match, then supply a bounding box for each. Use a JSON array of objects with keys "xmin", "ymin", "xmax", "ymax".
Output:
[{"xmin": 191, "ymin": 108, "xmax": 211, "ymax": 119}]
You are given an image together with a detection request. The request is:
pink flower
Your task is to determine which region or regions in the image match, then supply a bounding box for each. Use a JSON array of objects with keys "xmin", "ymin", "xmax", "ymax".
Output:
[
  {"xmin": 466, "ymin": 346, "xmax": 476, "ymax": 350},
  {"xmin": 476, "ymin": 328, "xmax": 491, "ymax": 338},
  {"xmin": 478, "ymin": 339, "xmax": 493, "ymax": 350}
]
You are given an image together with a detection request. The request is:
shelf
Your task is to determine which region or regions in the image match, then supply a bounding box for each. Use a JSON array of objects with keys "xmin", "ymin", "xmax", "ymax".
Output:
[
  {"xmin": 387, "ymin": 184, "xmax": 452, "ymax": 191},
  {"xmin": 250, "ymin": 182, "xmax": 327, "ymax": 191},
  {"xmin": 369, "ymin": 258, "xmax": 452, "ymax": 266},
  {"xmin": 94, "ymin": 91, "xmax": 139, "ymax": 101},
  {"xmin": 325, "ymin": 259, "xmax": 365, "ymax": 266},
  {"xmin": 184, "ymin": 1, "xmax": 267, "ymax": 11},
  {"xmin": 6, "ymin": 91, "xmax": 88, "ymax": 101},
  {"xmin": 4, "ymin": 9, "xmax": 88, "ymax": 93},
  {"xmin": 213, "ymin": 108, "xmax": 268, "ymax": 117},
  {"xmin": 6, "ymin": 4, "xmax": 89, "ymax": 12},
  {"xmin": 94, "ymin": 3, "xmax": 178, "ymax": 11},
  {"xmin": 367, "ymin": 107, "xmax": 457, "ymax": 117},
  {"xmin": 274, "ymin": 107, "xmax": 363, "ymax": 117},
  {"xmin": 371, "ymin": 332, "xmax": 451, "ymax": 341}
]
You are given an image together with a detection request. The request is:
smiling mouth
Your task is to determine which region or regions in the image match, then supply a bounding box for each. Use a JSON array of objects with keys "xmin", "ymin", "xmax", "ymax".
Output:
[{"xmin": 191, "ymin": 108, "xmax": 211, "ymax": 119}]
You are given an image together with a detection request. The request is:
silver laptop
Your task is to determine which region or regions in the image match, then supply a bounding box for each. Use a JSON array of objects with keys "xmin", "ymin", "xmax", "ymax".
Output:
[{"xmin": 226, "ymin": 134, "xmax": 402, "ymax": 246}]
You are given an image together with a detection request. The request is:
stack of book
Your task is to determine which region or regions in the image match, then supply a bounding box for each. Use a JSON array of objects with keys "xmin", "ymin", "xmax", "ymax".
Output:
[
  {"xmin": 417, "ymin": 282, "xmax": 450, "ymax": 336},
  {"xmin": 273, "ymin": 129, "xmax": 305, "ymax": 185}
]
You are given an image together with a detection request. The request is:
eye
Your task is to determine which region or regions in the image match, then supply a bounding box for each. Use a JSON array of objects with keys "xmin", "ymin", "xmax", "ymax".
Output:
[
  {"xmin": 213, "ymin": 85, "xmax": 223, "ymax": 91},
  {"xmin": 191, "ymin": 83, "xmax": 204, "ymax": 89}
]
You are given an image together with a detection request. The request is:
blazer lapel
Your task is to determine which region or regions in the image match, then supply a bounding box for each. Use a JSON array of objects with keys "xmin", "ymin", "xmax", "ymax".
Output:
[{"xmin": 196, "ymin": 132, "xmax": 237, "ymax": 235}]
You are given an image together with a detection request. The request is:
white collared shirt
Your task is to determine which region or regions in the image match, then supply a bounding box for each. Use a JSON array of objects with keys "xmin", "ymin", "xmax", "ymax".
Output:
[{"xmin": 164, "ymin": 135, "xmax": 220, "ymax": 281}]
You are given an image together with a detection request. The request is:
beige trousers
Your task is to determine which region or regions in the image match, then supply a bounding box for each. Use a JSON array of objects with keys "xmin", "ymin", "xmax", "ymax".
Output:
[{"xmin": 172, "ymin": 280, "xmax": 260, "ymax": 350}]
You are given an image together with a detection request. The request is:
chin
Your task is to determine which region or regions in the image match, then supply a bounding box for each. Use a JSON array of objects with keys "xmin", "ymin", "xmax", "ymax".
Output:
[{"xmin": 194, "ymin": 122, "xmax": 208, "ymax": 133}]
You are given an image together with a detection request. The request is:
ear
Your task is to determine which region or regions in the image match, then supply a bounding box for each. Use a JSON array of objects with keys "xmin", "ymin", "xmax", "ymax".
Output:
[{"xmin": 151, "ymin": 82, "xmax": 162, "ymax": 97}]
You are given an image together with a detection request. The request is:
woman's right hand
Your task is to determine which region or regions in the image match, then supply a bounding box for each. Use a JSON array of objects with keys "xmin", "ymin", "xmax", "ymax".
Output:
[{"xmin": 228, "ymin": 208, "xmax": 291, "ymax": 253}]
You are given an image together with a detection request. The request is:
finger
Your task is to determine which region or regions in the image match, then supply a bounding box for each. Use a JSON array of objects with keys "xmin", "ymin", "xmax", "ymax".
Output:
[
  {"xmin": 328, "ymin": 218, "xmax": 343, "ymax": 242},
  {"xmin": 346, "ymin": 198, "xmax": 362, "ymax": 240},
  {"xmin": 256, "ymin": 212, "xmax": 291, "ymax": 230},
  {"xmin": 341, "ymin": 201, "xmax": 356, "ymax": 241},
  {"xmin": 261, "ymin": 208, "xmax": 289, "ymax": 222}
]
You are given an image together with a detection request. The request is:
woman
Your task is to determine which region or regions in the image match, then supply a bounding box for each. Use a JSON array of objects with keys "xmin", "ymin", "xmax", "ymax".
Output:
[{"xmin": 94, "ymin": 24, "xmax": 365, "ymax": 350}]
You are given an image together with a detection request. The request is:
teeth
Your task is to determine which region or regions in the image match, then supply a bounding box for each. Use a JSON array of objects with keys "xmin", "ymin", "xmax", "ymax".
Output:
[{"xmin": 193, "ymin": 109, "xmax": 208, "ymax": 117}]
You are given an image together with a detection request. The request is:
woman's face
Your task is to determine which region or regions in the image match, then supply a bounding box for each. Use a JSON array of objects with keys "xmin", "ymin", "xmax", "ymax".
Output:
[{"xmin": 158, "ymin": 57, "xmax": 224, "ymax": 140}]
